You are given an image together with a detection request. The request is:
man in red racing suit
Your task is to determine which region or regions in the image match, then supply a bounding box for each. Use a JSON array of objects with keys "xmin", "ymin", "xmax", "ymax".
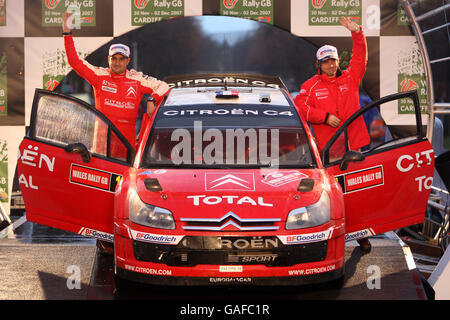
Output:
[
  {"xmin": 62, "ymin": 12, "xmax": 169, "ymax": 150},
  {"xmin": 295, "ymin": 16, "xmax": 372, "ymax": 252},
  {"xmin": 294, "ymin": 16, "xmax": 370, "ymax": 155}
]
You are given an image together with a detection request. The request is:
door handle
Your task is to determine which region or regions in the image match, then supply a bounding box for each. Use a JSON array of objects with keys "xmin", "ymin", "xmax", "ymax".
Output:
[
  {"xmin": 64, "ymin": 143, "xmax": 92, "ymax": 163},
  {"xmin": 339, "ymin": 151, "xmax": 365, "ymax": 171}
]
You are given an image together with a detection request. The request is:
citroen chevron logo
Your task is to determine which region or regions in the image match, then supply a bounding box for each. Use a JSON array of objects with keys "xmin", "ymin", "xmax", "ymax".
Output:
[
  {"xmin": 205, "ymin": 173, "xmax": 255, "ymax": 191},
  {"xmin": 126, "ymin": 86, "xmax": 137, "ymax": 97},
  {"xmin": 210, "ymin": 174, "xmax": 250, "ymax": 189},
  {"xmin": 181, "ymin": 211, "xmax": 280, "ymax": 231}
]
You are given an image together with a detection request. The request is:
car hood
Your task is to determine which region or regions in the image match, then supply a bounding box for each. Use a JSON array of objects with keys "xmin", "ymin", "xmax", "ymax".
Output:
[{"xmin": 134, "ymin": 168, "xmax": 326, "ymax": 221}]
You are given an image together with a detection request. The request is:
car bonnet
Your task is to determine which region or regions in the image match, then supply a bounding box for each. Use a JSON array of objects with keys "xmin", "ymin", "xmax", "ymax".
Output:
[{"xmin": 134, "ymin": 168, "xmax": 325, "ymax": 221}]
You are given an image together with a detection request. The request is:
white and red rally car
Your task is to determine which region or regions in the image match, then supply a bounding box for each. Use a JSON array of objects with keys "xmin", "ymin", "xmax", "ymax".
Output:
[{"xmin": 17, "ymin": 74, "xmax": 434, "ymax": 287}]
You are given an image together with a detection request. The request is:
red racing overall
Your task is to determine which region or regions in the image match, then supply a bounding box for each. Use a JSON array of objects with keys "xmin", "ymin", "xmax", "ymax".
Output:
[
  {"xmin": 295, "ymin": 28, "xmax": 370, "ymax": 154},
  {"xmin": 64, "ymin": 35, "xmax": 170, "ymax": 149}
]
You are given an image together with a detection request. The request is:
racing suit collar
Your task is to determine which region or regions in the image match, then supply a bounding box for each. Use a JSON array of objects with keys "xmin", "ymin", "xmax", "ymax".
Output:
[
  {"xmin": 109, "ymin": 69, "xmax": 127, "ymax": 77},
  {"xmin": 320, "ymin": 72, "xmax": 337, "ymax": 82}
]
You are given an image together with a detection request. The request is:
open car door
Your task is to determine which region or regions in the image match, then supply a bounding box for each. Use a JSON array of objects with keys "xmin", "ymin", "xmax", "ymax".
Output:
[
  {"xmin": 17, "ymin": 89, "xmax": 135, "ymax": 241},
  {"xmin": 322, "ymin": 91, "xmax": 434, "ymax": 241}
]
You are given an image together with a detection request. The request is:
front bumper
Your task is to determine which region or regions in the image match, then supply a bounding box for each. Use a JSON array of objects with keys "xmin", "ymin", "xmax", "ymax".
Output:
[
  {"xmin": 132, "ymin": 236, "xmax": 329, "ymax": 267},
  {"xmin": 115, "ymin": 263, "xmax": 345, "ymax": 286},
  {"xmin": 114, "ymin": 221, "xmax": 345, "ymax": 286}
]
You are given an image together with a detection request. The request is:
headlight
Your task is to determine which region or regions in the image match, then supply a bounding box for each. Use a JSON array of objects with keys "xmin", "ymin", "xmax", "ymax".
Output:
[
  {"xmin": 129, "ymin": 191, "xmax": 175, "ymax": 230},
  {"xmin": 285, "ymin": 191, "xmax": 330, "ymax": 230}
]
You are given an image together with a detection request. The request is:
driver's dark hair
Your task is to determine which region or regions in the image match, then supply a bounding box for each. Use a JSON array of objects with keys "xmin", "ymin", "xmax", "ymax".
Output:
[{"xmin": 316, "ymin": 59, "xmax": 342, "ymax": 77}]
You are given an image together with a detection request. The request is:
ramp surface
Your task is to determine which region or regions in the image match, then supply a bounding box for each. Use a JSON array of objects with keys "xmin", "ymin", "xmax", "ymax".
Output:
[
  {"xmin": 0, "ymin": 240, "xmax": 96, "ymax": 300},
  {"xmin": 0, "ymin": 221, "xmax": 428, "ymax": 300}
]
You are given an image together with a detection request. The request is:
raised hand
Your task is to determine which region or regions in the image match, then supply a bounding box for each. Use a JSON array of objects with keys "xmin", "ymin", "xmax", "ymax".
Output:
[
  {"xmin": 62, "ymin": 12, "xmax": 73, "ymax": 33},
  {"xmin": 340, "ymin": 16, "xmax": 360, "ymax": 33}
]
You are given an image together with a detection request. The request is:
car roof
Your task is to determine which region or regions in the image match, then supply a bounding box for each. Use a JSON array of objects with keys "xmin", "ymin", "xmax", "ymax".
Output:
[
  {"xmin": 164, "ymin": 87, "xmax": 290, "ymax": 107},
  {"xmin": 162, "ymin": 74, "xmax": 291, "ymax": 107}
]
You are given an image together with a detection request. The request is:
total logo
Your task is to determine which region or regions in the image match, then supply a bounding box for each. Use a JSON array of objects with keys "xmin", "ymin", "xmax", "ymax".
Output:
[{"xmin": 187, "ymin": 195, "xmax": 273, "ymax": 207}]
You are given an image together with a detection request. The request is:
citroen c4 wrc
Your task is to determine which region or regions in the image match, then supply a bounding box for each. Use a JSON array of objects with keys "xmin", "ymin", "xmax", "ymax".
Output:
[{"xmin": 17, "ymin": 74, "xmax": 434, "ymax": 287}]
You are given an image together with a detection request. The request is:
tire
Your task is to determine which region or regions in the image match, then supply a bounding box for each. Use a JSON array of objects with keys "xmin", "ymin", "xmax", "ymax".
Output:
[{"xmin": 331, "ymin": 275, "xmax": 345, "ymax": 289}]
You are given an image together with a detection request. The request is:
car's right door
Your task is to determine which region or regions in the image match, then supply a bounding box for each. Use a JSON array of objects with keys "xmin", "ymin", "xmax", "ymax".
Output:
[{"xmin": 322, "ymin": 91, "xmax": 434, "ymax": 240}]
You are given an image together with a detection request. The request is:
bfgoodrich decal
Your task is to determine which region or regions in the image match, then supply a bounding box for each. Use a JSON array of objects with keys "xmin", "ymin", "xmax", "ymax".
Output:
[
  {"xmin": 130, "ymin": 229, "xmax": 183, "ymax": 245},
  {"xmin": 278, "ymin": 228, "xmax": 334, "ymax": 245},
  {"xmin": 345, "ymin": 228, "xmax": 375, "ymax": 241},
  {"xmin": 78, "ymin": 227, "xmax": 114, "ymax": 242}
]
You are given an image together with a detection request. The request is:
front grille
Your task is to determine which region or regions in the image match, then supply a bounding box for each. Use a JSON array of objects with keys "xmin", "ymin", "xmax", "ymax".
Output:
[{"xmin": 133, "ymin": 236, "xmax": 328, "ymax": 267}]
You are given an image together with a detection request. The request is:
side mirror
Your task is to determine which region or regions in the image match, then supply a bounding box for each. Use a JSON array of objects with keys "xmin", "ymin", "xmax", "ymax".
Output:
[
  {"xmin": 339, "ymin": 151, "xmax": 365, "ymax": 171},
  {"xmin": 65, "ymin": 143, "xmax": 92, "ymax": 163}
]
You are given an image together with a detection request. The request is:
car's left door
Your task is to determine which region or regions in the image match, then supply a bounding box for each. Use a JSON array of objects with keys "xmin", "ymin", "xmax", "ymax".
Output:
[{"xmin": 17, "ymin": 89, "xmax": 134, "ymax": 241}]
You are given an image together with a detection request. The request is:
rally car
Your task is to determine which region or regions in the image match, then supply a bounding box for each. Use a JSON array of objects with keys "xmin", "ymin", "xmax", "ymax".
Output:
[{"xmin": 17, "ymin": 74, "xmax": 434, "ymax": 287}]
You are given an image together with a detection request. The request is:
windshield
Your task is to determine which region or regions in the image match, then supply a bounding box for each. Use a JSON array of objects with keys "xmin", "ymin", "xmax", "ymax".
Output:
[{"xmin": 141, "ymin": 90, "xmax": 315, "ymax": 169}]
